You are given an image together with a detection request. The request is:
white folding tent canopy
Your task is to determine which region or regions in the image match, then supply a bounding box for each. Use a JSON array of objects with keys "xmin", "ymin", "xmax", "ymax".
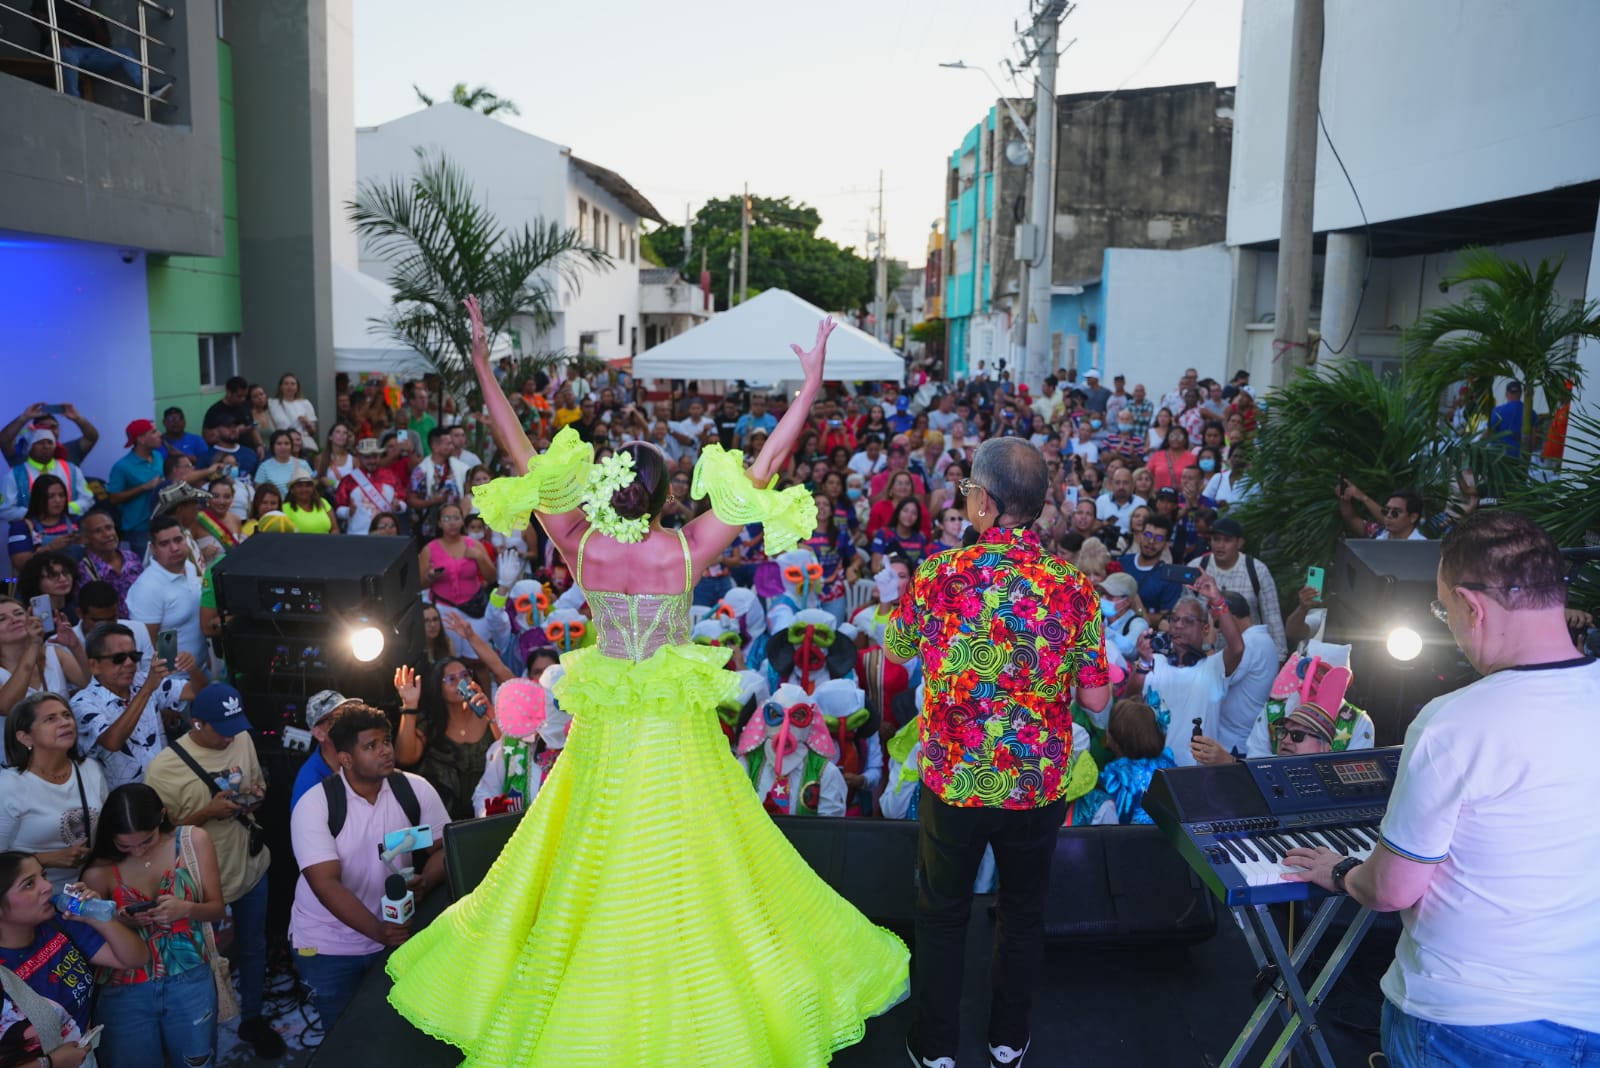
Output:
[
  {"xmin": 331, "ymin": 264, "xmax": 513, "ymax": 376},
  {"xmin": 631, "ymin": 289, "xmax": 904, "ymax": 382}
]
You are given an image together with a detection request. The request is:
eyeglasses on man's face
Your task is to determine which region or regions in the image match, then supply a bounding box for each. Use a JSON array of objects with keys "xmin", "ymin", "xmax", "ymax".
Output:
[
  {"xmin": 1382, "ymin": 507, "xmax": 1407, "ymax": 518},
  {"xmin": 1140, "ymin": 530, "xmax": 1167, "ymax": 544}
]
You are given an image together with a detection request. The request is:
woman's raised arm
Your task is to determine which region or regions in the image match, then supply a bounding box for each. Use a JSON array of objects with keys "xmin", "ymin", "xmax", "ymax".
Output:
[
  {"xmin": 748, "ymin": 318, "xmax": 832, "ymax": 485},
  {"xmin": 466, "ymin": 295, "xmax": 535, "ymax": 475}
]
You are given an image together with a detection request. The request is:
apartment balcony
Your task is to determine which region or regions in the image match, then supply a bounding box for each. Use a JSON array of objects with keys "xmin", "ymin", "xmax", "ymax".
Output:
[{"xmin": 0, "ymin": 0, "xmax": 223, "ymax": 256}]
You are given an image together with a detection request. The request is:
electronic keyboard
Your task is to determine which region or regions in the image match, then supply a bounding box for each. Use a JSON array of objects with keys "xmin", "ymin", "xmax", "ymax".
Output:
[{"xmin": 1142, "ymin": 748, "xmax": 1400, "ymax": 906}]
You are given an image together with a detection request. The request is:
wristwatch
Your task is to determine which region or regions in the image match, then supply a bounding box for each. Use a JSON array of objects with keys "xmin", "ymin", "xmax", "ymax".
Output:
[{"xmin": 1330, "ymin": 856, "xmax": 1361, "ymax": 894}]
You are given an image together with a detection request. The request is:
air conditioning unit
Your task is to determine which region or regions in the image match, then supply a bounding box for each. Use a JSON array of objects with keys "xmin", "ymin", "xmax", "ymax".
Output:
[{"xmin": 1014, "ymin": 223, "xmax": 1038, "ymax": 262}]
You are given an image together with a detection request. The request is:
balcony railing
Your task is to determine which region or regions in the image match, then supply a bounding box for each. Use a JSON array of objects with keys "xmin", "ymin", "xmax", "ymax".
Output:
[{"xmin": 0, "ymin": 0, "xmax": 176, "ymax": 121}]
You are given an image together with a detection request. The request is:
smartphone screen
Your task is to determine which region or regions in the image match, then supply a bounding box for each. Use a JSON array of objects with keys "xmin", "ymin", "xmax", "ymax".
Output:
[
  {"xmin": 44, "ymin": 403, "xmax": 68, "ymax": 415},
  {"xmin": 1159, "ymin": 563, "xmax": 1202, "ymax": 587},
  {"xmin": 29, "ymin": 594, "xmax": 56, "ymax": 637},
  {"xmin": 1306, "ymin": 566, "xmax": 1326, "ymax": 596},
  {"xmin": 155, "ymin": 628, "xmax": 179, "ymax": 670},
  {"xmin": 1065, "ymin": 486, "xmax": 1079, "ymax": 506}
]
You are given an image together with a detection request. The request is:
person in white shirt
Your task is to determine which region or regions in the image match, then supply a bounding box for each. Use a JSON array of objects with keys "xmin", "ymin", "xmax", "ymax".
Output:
[
  {"xmin": 125, "ymin": 515, "xmax": 206, "ymax": 664},
  {"xmin": 668, "ymin": 399, "xmax": 715, "ymax": 463},
  {"xmin": 1030, "ymin": 377, "xmax": 1064, "ymax": 426},
  {"xmin": 848, "ymin": 435, "xmax": 887, "ymax": 479},
  {"xmin": 1205, "ymin": 444, "xmax": 1255, "ymax": 510},
  {"xmin": 1282, "ymin": 511, "xmax": 1600, "ymax": 1065},
  {"xmin": 1095, "ymin": 468, "xmax": 1146, "ymax": 535},
  {"xmin": 1186, "ymin": 593, "xmax": 1280, "ymax": 761},
  {"xmin": 448, "ymin": 426, "xmax": 483, "ymax": 470},
  {"xmin": 1119, "ymin": 577, "xmax": 1245, "ymax": 767},
  {"xmin": 927, "ymin": 394, "xmax": 960, "ymax": 434},
  {"xmin": 266, "ymin": 373, "xmax": 320, "ymax": 454},
  {"xmin": 1067, "ymin": 419, "xmax": 1101, "ymax": 467},
  {"xmin": 0, "ymin": 691, "xmax": 109, "ymax": 890},
  {"xmin": 71, "ymin": 622, "xmax": 203, "ymax": 789}
]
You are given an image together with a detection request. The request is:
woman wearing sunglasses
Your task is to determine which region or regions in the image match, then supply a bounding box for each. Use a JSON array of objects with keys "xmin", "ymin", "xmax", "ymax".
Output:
[
  {"xmin": 385, "ymin": 302, "xmax": 907, "ymax": 1066},
  {"xmin": 392, "ymin": 653, "xmax": 499, "ymax": 823}
]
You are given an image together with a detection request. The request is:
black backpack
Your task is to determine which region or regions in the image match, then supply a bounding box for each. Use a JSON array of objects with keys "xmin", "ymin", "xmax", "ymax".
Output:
[{"xmin": 323, "ymin": 771, "xmax": 421, "ymax": 839}]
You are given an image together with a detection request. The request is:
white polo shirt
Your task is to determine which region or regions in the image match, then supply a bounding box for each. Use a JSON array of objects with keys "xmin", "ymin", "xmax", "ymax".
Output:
[
  {"xmin": 1379, "ymin": 657, "xmax": 1600, "ymax": 1030},
  {"xmin": 125, "ymin": 561, "xmax": 204, "ymax": 663}
]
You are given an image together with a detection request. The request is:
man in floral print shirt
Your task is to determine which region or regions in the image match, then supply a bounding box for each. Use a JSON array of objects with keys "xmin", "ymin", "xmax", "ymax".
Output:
[{"xmin": 887, "ymin": 436, "xmax": 1110, "ymax": 1068}]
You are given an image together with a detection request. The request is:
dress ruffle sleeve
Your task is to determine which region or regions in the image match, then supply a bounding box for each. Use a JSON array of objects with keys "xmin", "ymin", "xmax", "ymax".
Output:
[
  {"xmin": 473, "ymin": 427, "xmax": 593, "ymax": 535},
  {"xmin": 691, "ymin": 444, "xmax": 818, "ymax": 555}
]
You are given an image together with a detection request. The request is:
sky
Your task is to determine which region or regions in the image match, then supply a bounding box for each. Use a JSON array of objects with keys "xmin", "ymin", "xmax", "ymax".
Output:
[{"xmin": 352, "ymin": 0, "xmax": 1243, "ymax": 265}]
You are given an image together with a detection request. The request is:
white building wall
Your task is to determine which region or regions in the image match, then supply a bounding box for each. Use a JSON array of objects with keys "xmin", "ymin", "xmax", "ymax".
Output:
[
  {"xmin": 356, "ymin": 107, "xmax": 637, "ymax": 359},
  {"xmin": 1229, "ymin": 0, "xmax": 1600, "ymax": 246},
  {"xmin": 1103, "ymin": 245, "xmax": 1235, "ymax": 392},
  {"xmin": 0, "ymin": 240, "xmax": 154, "ymax": 481}
]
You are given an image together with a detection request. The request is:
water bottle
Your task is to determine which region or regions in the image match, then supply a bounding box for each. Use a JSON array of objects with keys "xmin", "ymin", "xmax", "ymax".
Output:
[{"xmin": 52, "ymin": 889, "xmax": 117, "ymax": 923}]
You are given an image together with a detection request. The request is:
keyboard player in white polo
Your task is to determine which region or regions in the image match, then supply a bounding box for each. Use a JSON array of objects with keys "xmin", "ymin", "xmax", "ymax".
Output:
[{"xmin": 1281, "ymin": 510, "xmax": 1600, "ymax": 1068}]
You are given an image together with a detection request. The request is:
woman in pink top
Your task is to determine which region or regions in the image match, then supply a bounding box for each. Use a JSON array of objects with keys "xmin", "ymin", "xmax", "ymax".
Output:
[
  {"xmin": 421, "ymin": 503, "xmax": 494, "ymax": 613},
  {"xmin": 1147, "ymin": 424, "xmax": 1197, "ymax": 493}
]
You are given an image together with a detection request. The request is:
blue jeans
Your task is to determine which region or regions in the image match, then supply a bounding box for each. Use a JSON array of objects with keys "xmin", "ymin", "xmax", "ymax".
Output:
[
  {"xmin": 1383, "ymin": 1000, "xmax": 1600, "ymax": 1067},
  {"xmin": 59, "ymin": 44, "xmax": 144, "ymax": 97},
  {"xmin": 295, "ymin": 949, "xmax": 383, "ymax": 1029},
  {"xmin": 692, "ymin": 574, "xmax": 733, "ymax": 608},
  {"xmin": 96, "ymin": 963, "xmax": 217, "ymax": 1068},
  {"xmin": 229, "ymin": 871, "xmax": 268, "ymax": 1019}
]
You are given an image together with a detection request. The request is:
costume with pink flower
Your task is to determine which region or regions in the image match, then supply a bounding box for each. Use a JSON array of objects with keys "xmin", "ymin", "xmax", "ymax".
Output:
[
  {"xmin": 1244, "ymin": 641, "xmax": 1376, "ymax": 758},
  {"xmin": 387, "ymin": 426, "xmax": 907, "ymax": 1067}
]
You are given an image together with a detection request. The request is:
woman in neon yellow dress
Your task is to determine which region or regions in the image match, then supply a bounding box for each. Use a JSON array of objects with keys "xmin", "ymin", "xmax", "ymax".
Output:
[{"xmin": 386, "ymin": 299, "xmax": 907, "ymax": 1066}]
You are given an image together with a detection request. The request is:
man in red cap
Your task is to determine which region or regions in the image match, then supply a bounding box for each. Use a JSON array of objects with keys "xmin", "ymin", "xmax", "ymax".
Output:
[{"xmin": 106, "ymin": 417, "xmax": 165, "ymax": 555}]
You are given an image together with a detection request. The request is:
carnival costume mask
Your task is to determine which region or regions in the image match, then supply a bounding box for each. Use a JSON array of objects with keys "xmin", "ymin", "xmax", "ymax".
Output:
[
  {"xmin": 736, "ymin": 683, "xmax": 840, "ymax": 813},
  {"xmin": 543, "ymin": 608, "xmax": 589, "ymax": 653},
  {"xmin": 765, "ymin": 608, "xmax": 857, "ymax": 692}
]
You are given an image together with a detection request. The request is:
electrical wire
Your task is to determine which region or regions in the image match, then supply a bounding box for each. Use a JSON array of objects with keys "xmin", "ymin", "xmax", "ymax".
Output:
[
  {"xmin": 1316, "ymin": 105, "xmax": 1374, "ymax": 356},
  {"xmin": 1058, "ymin": 0, "xmax": 1201, "ymax": 118}
]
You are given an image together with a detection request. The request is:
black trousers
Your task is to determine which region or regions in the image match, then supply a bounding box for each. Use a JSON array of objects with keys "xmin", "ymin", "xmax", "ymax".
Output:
[{"xmin": 908, "ymin": 785, "xmax": 1065, "ymax": 1056}]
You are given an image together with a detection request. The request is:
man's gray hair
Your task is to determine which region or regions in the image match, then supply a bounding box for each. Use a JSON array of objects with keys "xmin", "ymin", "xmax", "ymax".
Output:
[
  {"xmin": 971, "ymin": 437, "xmax": 1049, "ymax": 525},
  {"xmin": 1171, "ymin": 593, "xmax": 1210, "ymax": 622}
]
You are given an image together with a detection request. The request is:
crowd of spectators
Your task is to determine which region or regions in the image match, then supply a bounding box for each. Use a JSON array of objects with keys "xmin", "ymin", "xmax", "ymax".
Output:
[{"xmin": 6, "ymin": 355, "xmax": 1592, "ymax": 1062}]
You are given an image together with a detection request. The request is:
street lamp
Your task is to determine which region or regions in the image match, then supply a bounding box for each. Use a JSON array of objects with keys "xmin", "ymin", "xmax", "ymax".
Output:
[{"xmin": 938, "ymin": 61, "xmax": 1032, "ymax": 164}]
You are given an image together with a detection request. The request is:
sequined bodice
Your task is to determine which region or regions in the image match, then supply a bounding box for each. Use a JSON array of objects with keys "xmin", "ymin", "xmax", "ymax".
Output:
[
  {"xmin": 584, "ymin": 589, "xmax": 693, "ymax": 661},
  {"xmin": 574, "ymin": 526, "xmax": 696, "ymax": 663}
]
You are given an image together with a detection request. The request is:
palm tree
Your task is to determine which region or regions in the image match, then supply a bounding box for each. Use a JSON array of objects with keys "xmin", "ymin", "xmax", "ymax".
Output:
[
  {"xmin": 1504, "ymin": 407, "xmax": 1600, "ymax": 615},
  {"xmin": 348, "ymin": 149, "xmax": 610, "ymax": 414},
  {"xmin": 1230, "ymin": 361, "xmax": 1523, "ymax": 594},
  {"xmin": 413, "ymin": 82, "xmax": 520, "ymax": 118},
  {"xmin": 1405, "ymin": 247, "xmax": 1600, "ymax": 458}
]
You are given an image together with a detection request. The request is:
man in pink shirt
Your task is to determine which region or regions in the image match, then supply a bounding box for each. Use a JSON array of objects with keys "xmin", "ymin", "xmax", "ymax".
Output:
[{"xmin": 290, "ymin": 704, "xmax": 449, "ymax": 1027}]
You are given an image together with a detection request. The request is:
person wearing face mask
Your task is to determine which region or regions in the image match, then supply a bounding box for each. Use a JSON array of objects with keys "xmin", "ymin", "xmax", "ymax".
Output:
[
  {"xmin": 1097, "ymin": 572, "xmax": 1149, "ymax": 661},
  {"xmin": 1205, "ymin": 443, "xmax": 1254, "ymax": 509}
]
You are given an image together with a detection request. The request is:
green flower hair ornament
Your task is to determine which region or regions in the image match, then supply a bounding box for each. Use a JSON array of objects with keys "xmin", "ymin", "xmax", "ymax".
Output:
[{"xmin": 581, "ymin": 451, "xmax": 651, "ymax": 543}]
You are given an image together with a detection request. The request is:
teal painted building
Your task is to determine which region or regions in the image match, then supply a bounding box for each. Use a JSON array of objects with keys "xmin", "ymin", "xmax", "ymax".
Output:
[{"xmin": 944, "ymin": 108, "xmax": 997, "ymax": 380}]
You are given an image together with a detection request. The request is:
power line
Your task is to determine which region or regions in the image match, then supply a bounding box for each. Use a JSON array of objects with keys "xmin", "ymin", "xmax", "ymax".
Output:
[
  {"xmin": 1058, "ymin": 0, "xmax": 1201, "ymax": 117},
  {"xmin": 1316, "ymin": 105, "xmax": 1373, "ymax": 356}
]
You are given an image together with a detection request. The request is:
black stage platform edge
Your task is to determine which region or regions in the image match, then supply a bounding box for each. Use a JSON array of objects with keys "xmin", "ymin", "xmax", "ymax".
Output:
[
  {"xmin": 439, "ymin": 813, "xmax": 1217, "ymax": 946},
  {"xmin": 311, "ymin": 896, "xmax": 1391, "ymax": 1068}
]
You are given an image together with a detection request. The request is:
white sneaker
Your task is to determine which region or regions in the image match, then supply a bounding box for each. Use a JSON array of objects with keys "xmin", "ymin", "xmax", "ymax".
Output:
[
  {"xmin": 989, "ymin": 1039, "xmax": 1030, "ymax": 1067},
  {"xmin": 907, "ymin": 1043, "xmax": 957, "ymax": 1068}
]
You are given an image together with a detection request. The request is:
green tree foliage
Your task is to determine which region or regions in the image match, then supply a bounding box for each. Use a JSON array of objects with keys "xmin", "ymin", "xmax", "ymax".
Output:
[
  {"xmin": 909, "ymin": 319, "xmax": 945, "ymax": 343},
  {"xmin": 1230, "ymin": 362, "xmax": 1523, "ymax": 596},
  {"xmin": 413, "ymin": 82, "xmax": 520, "ymax": 118},
  {"xmin": 641, "ymin": 195, "xmax": 874, "ymax": 312},
  {"xmin": 348, "ymin": 149, "xmax": 610, "ymax": 413},
  {"xmin": 1503, "ymin": 408, "xmax": 1600, "ymax": 613},
  {"xmin": 1406, "ymin": 247, "xmax": 1600, "ymax": 456}
]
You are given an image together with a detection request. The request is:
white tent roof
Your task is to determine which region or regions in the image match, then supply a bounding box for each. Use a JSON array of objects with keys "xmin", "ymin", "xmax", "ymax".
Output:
[
  {"xmin": 631, "ymin": 289, "xmax": 904, "ymax": 381},
  {"xmin": 333, "ymin": 264, "xmax": 516, "ymax": 375}
]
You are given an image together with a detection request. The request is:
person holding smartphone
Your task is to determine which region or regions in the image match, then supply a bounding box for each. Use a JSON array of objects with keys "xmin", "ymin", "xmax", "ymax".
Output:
[{"xmin": 140, "ymin": 685, "xmax": 284, "ymax": 1057}]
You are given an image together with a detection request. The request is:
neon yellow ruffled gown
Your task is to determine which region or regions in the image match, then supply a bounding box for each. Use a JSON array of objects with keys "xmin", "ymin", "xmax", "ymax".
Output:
[{"xmin": 387, "ymin": 429, "xmax": 908, "ymax": 1067}]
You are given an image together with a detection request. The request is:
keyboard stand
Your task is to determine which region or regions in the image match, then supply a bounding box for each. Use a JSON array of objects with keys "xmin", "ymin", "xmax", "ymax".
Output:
[{"xmin": 1221, "ymin": 898, "xmax": 1376, "ymax": 1068}]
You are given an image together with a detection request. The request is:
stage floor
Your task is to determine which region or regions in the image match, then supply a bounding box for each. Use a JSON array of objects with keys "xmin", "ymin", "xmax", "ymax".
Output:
[{"xmin": 305, "ymin": 897, "xmax": 1395, "ymax": 1067}]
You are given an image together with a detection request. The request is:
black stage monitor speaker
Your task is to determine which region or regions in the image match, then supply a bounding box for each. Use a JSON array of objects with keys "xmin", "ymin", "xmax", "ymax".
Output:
[
  {"xmin": 213, "ymin": 534, "xmax": 423, "ymax": 737},
  {"xmin": 1324, "ymin": 538, "xmax": 1470, "ymax": 745}
]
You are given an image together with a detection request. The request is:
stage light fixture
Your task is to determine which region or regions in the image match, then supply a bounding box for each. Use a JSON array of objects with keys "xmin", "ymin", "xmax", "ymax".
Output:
[
  {"xmin": 1385, "ymin": 626, "xmax": 1423, "ymax": 662},
  {"xmin": 350, "ymin": 624, "xmax": 385, "ymax": 663}
]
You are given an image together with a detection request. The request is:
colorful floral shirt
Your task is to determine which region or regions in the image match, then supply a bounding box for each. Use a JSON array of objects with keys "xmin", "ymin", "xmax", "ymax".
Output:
[{"xmin": 886, "ymin": 526, "xmax": 1109, "ymax": 809}]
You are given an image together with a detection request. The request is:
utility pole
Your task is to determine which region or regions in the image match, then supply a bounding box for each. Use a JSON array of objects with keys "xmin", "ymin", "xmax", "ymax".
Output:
[
  {"xmin": 874, "ymin": 169, "xmax": 889, "ymax": 344},
  {"xmin": 681, "ymin": 203, "xmax": 692, "ymax": 270},
  {"xmin": 739, "ymin": 183, "xmax": 750, "ymax": 306},
  {"xmin": 727, "ymin": 247, "xmax": 736, "ymax": 311},
  {"xmin": 1022, "ymin": 0, "xmax": 1069, "ymax": 390},
  {"xmin": 1272, "ymin": 0, "xmax": 1324, "ymax": 387}
]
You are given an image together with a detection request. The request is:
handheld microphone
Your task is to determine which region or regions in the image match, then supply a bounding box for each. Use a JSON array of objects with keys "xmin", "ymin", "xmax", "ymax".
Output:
[{"xmin": 381, "ymin": 873, "xmax": 414, "ymax": 925}]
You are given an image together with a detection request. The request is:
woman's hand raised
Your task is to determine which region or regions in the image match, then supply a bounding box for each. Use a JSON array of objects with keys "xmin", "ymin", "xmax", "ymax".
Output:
[
  {"xmin": 464, "ymin": 294, "xmax": 489, "ymax": 369},
  {"xmin": 791, "ymin": 318, "xmax": 835, "ymax": 383}
]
